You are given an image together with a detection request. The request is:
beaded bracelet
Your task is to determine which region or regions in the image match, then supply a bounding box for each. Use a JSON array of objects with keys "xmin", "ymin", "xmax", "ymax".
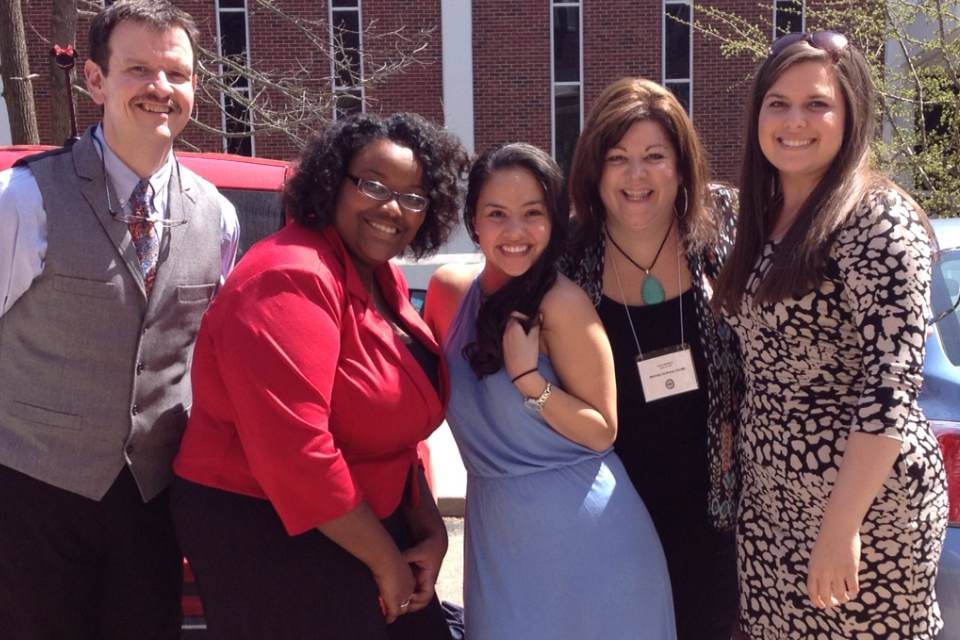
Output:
[{"xmin": 510, "ymin": 367, "xmax": 539, "ymax": 384}]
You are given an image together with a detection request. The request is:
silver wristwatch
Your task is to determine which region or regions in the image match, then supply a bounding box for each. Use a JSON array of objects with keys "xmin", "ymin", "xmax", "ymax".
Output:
[{"xmin": 523, "ymin": 381, "xmax": 553, "ymax": 413}]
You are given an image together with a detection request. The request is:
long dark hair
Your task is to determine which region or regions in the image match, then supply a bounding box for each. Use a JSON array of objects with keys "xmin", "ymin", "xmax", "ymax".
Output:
[
  {"xmin": 567, "ymin": 77, "xmax": 715, "ymax": 259},
  {"xmin": 462, "ymin": 143, "xmax": 568, "ymax": 379},
  {"xmin": 714, "ymin": 38, "xmax": 876, "ymax": 312}
]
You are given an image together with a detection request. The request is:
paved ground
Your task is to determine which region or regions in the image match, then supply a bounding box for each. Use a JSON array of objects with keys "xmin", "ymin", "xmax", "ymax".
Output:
[{"xmin": 436, "ymin": 517, "xmax": 464, "ymax": 606}]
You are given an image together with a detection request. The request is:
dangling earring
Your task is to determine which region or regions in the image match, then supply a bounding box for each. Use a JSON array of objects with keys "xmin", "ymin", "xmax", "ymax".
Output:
[{"xmin": 675, "ymin": 185, "xmax": 689, "ymax": 219}]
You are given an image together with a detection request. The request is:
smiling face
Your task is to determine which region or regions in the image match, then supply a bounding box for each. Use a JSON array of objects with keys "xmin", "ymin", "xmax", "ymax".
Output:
[
  {"xmin": 84, "ymin": 20, "xmax": 196, "ymax": 174},
  {"xmin": 598, "ymin": 119, "xmax": 681, "ymax": 238},
  {"xmin": 474, "ymin": 166, "xmax": 552, "ymax": 294},
  {"xmin": 758, "ymin": 60, "xmax": 846, "ymax": 195},
  {"xmin": 334, "ymin": 138, "xmax": 427, "ymax": 276}
]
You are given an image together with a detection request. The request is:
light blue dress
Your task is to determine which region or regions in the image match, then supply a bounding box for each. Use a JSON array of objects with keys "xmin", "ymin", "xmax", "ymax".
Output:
[{"xmin": 444, "ymin": 280, "xmax": 677, "ymax": 640}]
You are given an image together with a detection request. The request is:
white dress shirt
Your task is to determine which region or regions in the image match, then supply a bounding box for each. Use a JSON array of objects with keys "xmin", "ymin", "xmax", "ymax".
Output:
[{"xmin": 0, "ymin": 125, "xmax": 239, "ymax": 316}]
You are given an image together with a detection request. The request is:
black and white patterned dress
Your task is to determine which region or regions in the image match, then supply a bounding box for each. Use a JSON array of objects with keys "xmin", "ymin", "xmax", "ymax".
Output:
[{"xmin": 725, "ymin": 186, "xmax": 948, "ymax": 639}]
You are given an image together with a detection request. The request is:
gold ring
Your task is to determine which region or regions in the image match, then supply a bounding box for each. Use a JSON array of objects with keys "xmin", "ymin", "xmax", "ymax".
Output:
[{"xmin": 399, "ymin": 600, "xmax": 411, "ymax": 609}]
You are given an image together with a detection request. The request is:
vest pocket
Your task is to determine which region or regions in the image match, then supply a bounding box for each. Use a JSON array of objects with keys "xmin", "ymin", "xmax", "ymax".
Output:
[
  {"xmin": 177, "ymin": 283, "xmax": 216, "ymax": 304},
  {"xmin": 9, "ymin": 401, "xmax": 81, "ymax": 429},
  {"xmin": 53, "ymin": 275, "xmax": 118, "ymax": 299}
]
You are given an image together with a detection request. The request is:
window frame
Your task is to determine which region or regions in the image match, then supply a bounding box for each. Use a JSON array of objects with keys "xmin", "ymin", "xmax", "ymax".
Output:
[
  {"xmin": 215, "ymin": 0, "xmax": 255, "ymax": 156},
  {"xmin": 329, "ymin": 0, "xmax": 366, "ymax": 120},
  {"xmin": 662, "ymin": 0, "xmax": 693, "ymax": 114},
  {"xmin": 550, "ymin": 0, "xmax": 583, "ymax": 171},
  {"xmin": 773, "ymin": 0, "xmax": 806, "ymax": 38}
]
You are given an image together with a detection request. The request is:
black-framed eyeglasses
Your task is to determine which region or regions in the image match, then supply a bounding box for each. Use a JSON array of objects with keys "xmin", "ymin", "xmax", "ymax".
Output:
[
  {"xmin": 347, "ymin": 175, "xmax": 429, "ymax": 214},
  {"xmin": 770, "ymin": 30, "xmax": 849, "ymax": 61}
]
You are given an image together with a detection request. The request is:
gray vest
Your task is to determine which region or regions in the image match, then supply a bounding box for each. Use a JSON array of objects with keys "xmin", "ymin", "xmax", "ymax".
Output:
[{"xmin": 0, "ymin": 128, "xmax": 222, "ymax": 501}]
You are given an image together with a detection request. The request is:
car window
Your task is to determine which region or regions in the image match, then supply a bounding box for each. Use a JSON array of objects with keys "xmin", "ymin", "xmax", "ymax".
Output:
[
  {"xmin": 220, "ymin": 188, "xmax": 285, "ymax": 260},
  {"xmin": 409, "ymin": 288, "xmax": 427, "ymax": 315},
  {"xmin": 932, "ymin": 247, "xmax": 960, "ymax": 366}
]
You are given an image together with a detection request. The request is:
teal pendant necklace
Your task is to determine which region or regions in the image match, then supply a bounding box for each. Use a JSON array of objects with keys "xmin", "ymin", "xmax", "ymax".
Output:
[{"xmin": 606, "ymin": 216, "xmax": 675, "ymax": 305}]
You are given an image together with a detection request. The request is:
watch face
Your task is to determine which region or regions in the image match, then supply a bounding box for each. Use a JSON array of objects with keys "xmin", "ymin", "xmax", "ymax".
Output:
[{"xmin": 523, "ymin": 381, "xmax": 551, "ymax": 412}]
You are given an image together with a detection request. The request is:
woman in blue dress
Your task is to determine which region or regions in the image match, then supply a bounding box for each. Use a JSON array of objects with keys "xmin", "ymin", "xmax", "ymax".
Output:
[{"xmin": 424, "ymin": 142, "xmax": 675, "ymax": 640}]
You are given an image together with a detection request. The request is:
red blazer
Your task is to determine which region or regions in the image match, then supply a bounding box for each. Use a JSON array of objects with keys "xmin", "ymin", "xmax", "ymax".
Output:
[{"xmin": 174, "ymin": 224, "xmax": 448, "ymax": 536}]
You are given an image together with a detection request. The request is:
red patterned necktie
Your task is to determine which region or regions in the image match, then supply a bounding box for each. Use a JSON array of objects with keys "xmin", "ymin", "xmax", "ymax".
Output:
[{"xmin": 128, "ymin": 179, "xmax": 159, "ymax": 295}]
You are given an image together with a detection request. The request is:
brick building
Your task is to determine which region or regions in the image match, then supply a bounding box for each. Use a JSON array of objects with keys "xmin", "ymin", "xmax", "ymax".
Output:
[{"xmin": 16, "ymin": 0, "xmax": 812, "ymax": 185}]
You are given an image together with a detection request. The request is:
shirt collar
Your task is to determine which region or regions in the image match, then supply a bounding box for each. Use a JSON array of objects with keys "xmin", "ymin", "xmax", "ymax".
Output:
[
  {"xmin": 318, "ymin": 225, "xmax": 441, "ymax": 355},
  {"xmin": 93, "ymin": 124, "xmax": 174, "ymax": 214}
]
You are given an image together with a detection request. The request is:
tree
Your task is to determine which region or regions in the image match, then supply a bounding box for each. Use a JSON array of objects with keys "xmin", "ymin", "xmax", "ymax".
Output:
[
  {"xmin": 50, "ymin": 0, "xmax": 79, "ymax": 145},
  {"xmin": 1, "ymin": 0, "xmax": 433, "ymax": 153},
  {"xmin": 0, "ymin": 0, "xmax": 39, "ymax": 144},
  {"xmin": 188, "ymin": 0, "xmax": 434, "ymax": 152},
  {"xmin": 74, "ymin": 0, "xmax": 431, "ymax": 153},
  {"xmin": 692, "ymin": 0, "xmax": 959, "ymax": 217}
]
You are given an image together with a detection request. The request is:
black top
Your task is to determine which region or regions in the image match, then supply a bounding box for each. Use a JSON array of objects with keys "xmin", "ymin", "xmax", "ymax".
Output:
[
  {"xmin": 597, "ymin": 288, "xmax": 711, "ymax": 528},
  {"xmin": 401, "ymin": 330, "xmax": 440, "ymax": 394},
  {"xmin": 598, "ymin": 288, "xmax": 737, "ymax": 640}
]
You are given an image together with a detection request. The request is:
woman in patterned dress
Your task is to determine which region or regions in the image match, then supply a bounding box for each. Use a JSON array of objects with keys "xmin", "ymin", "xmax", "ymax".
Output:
[{"xmin": 713, "ymin": 32, "xmax": 948, "ymax": 639}]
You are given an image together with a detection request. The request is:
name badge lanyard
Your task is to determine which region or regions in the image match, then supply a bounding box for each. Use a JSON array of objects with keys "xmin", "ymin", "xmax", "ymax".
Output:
[{"xmin": 609, "ymin": 232, "xmax": 700, "ymax": 402}]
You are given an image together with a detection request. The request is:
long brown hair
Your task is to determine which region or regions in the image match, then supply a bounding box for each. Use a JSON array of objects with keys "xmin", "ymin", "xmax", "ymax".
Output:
[
  {"xmin": 567, "ymin": 77, "xmax": 715, "ymax": 258},
  {"xmin": 713, "ymin": 38, "xmax": 876, "ymax": 312}
]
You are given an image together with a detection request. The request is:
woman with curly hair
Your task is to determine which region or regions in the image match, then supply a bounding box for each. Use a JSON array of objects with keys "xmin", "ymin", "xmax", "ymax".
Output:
[
  {"xmin": 424, "ymin": 142, "xmax": 675, "ymax": 639},
  {"xmin": 171, "ymin": 112, "xmax": 468, "ymax": 640}
]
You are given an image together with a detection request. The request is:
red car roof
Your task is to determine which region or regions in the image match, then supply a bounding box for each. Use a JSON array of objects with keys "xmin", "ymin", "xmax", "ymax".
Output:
[{"xmin": 0, "ymin": 145, "xmax": 290, "ymax": 192}]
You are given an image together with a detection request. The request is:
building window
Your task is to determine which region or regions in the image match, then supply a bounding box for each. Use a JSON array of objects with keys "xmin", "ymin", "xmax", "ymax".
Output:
[
  {"xmin": 551, "ymin": 0, "xmax": 582, "ymax": 173},
  {"xmin": 774, "ymin": 0, "xmax": 804, "ymax": 37},
  {"xmin": 216, "ymin": 0, "xmax": 254, "ymax": 156},
  {"xmin": 330, "ymin": 0, "xmax": 364, "ymax": 120},
  {"xmin": 663, "ymin": 0, "xmax": 692, "ymax": 113}
]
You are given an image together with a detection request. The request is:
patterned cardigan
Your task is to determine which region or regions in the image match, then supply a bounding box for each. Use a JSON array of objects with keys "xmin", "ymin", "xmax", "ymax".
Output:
[{"xmin": 560, "ymin": 185, "xmax": 743, "ymax": 531}]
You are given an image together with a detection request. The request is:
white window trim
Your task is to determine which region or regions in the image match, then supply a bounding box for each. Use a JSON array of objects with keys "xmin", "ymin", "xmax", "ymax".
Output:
[
  {"xmin": 549, "ymin": 0, "xmax": 584, "ymax": 161},
  {"xmin": 773, "ymin": 0, "xmax": 806, "ymax": 38},
  {"xmin": 329, "ymin": 0, "xmax": 366, "ymax": 120},
  {"xmin": 215, "ymin": 0, "xmax": 255, "ymax": 155},
  {"xmin": 662, "ymin": 0, "xmax": 693, "ymax": 115}
]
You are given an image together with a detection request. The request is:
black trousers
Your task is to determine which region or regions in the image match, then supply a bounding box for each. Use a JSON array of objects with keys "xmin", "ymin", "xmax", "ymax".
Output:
[
  {"xmin": 170, "ymin": 477, "xmax": 451, "ymax": 640},
  {"xmin": 0, "ymin": 464, "xmax": 182, "ymax": 640}
]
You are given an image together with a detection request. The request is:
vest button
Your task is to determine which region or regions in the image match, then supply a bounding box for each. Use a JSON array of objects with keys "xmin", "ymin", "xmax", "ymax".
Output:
[
  {"xmin": 125, "ymin": 444, "xmax": 135, "ymax": 455},
  {"xmin": 136, "ymin": 361, "xmax": 145, "ymax": 374},
  {"xmin": 131, "ymin": 404, "xmax": 141, "ymax": 415}
]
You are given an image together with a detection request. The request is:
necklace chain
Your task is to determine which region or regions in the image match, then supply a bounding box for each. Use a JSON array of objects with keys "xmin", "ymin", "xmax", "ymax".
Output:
[{"xmin": 607, "ymin": 215, "xmax": 675, "ymax": 275}]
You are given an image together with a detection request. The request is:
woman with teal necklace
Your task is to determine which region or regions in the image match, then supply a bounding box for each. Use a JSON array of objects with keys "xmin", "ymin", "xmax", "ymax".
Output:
[{"xmin": 562, "ymin": 77, "xmax": 742, "ymax": 640}]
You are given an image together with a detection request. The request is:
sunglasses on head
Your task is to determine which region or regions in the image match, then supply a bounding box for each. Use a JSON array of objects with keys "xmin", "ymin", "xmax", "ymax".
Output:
[{"xmin": 770, "ymin": 30, "xmax": 849, "ymax": 60}]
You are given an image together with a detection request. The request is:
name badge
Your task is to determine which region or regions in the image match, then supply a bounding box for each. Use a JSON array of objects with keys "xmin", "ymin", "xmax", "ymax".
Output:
[{"xmin": 635, "ymin": 344, "xmax": 699, "ymax": 402}]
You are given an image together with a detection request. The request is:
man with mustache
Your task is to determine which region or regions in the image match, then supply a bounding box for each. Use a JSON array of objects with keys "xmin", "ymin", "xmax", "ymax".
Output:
[{"xmin": 0, "ymin": 1, "xmax": 238, "ymax": 637}]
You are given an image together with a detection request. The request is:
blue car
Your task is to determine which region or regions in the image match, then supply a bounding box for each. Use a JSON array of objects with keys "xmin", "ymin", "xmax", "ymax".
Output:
[{"xmin": 928, "ymin": 216, "xmax": 960, "ymax": 639}]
